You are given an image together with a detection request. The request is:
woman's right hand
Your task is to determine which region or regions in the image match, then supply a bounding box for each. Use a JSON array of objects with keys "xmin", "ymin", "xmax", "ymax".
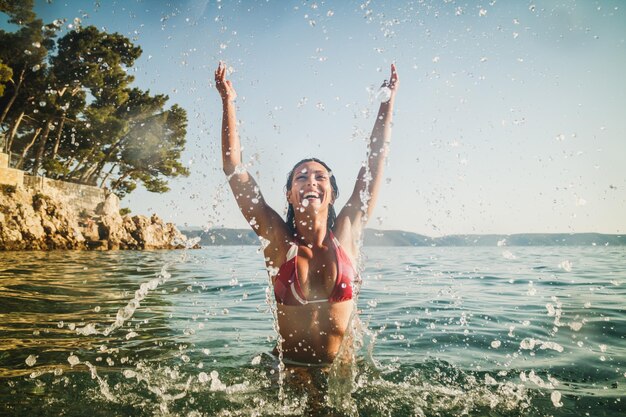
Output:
[{"xmin": 215, "ymin": 62, "xmax": 237, "ymax": 102}]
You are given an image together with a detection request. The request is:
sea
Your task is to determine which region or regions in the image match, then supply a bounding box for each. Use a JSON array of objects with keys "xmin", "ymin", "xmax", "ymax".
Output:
[{"xmin": 0, "ymin": 245, "xmax": 624, "ymax": 416}]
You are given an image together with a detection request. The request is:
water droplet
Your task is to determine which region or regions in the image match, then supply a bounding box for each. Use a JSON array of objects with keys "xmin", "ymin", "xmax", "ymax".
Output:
[
  {"xmin": 491, "ymin": 340, "xmax": 501, "ymax": 349},
  {"xmin": 25, "ymin": 355, "xmax": 37, "ymax": 366},
  {"xmin": 375, "ymin": 86, "xmax": 392, "ymax": 102},
  {"xmin": 558, "ymin": 260, "xmax": 572, "ymax": 272},
  {"xmin": 67, "ymin": 354, "xmax": 80, "ymax": 367},
  {"xmin": 484, "ymin": 374, "xmax": 497, "ymax": 385},
  {"xmin": 502, "ymin": 250, "xmax": 516, "ymax": 260},
  {"xmin": 520, "ymin": 338, "xmax": 536, "ymax": 350}
]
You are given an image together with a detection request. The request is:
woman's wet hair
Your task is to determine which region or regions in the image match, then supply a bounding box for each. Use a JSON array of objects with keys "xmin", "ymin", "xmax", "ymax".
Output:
[{"xmin": 285, "ymin": 158, "xmax": 339, "ymax": 235}]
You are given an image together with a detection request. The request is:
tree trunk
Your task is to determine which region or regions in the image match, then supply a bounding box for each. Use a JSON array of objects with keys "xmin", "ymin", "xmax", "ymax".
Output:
[
  {"xmin": 66, "ymin": 148, "xmax": 96, "ymax": 180},
  {"xmin": 31, "ymin": 119, "xmax": 51, "ymax": 175},
  {"xmin": 5, "ymin": 110, "xmax": 25, "ymax": 154},
  {"xmin": 99, "ymin": 163, "xmax": 117, "ymax": 188},
  {"xmin": 85, "ymin": 135, "xmax": 127, "ymax": 184},
  {"xmin": 110, "ymin": 171, "xmax": 130, "ymax": 191},
  {"xmin": 79, "ymin": 161, "xmax": 99, "ymax": 184},
  {"xmin": 0, "ymin": 67, "xmax": 25, "ymax": 126},
  {"xmin": 16, "ymin": 127, "xmax": 42, "ymax": 169},
  {"xmin": 51, "ymin": 115, "xmax": 66, "ymax": 159}
]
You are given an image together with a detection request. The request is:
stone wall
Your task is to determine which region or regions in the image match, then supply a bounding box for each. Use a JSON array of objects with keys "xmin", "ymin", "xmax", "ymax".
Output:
[
  {"xmin": 23, "ymin": 175, "xmax": 105, "ymax": 215},
  {"xmin": 0, "ymin": 153, "xmax": 25, "ymax": 188},
  {"xmin": 1, "ymin": 152, "xmax": 196, "ymax": 250},
  {"xmin": 0, "ymin": 152, "xmax": 104, "ymax": 215}
]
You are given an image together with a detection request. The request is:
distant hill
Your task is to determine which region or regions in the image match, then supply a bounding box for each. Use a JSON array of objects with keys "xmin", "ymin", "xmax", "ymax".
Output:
[{"xmin": 180, "ymin": 228, "xmax": 626, "ymax": 247}]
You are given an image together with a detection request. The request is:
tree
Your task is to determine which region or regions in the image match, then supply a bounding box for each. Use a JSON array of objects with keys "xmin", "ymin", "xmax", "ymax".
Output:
[
  {"xmin": 0, "ymin": 18, "xmax": 56, "ymax": 126},
  {"xmin": 0, "ymin": 0, "xmax": 36, "ymax": 25},
  {"xmin": 0, "ymin": 4, "xmax": 189, "ymax": 198},
  {"xmin": 0, "ymin": 3, "xmax": 57, "ymax": 156},
  {"xmin": 109, "ymin": 103, "xmax": 190, "ymax": 197}
]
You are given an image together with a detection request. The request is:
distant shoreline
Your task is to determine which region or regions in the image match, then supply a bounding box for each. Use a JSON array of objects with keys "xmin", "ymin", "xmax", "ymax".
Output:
[{"xmin": 179, "ymin": 228, "xmax": 626, "ymax": 247}]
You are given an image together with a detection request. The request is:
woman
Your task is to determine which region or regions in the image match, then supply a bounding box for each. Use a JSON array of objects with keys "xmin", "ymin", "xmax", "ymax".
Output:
[{"xmin": 215, "ymin": 62, "xmax": 399, "ymax": 367}]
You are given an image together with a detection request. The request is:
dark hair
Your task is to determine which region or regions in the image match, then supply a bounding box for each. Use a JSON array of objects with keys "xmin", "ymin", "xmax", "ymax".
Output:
[{"xmin": 285, "ymin": 158, "xmax": 339, "ymax": 235}]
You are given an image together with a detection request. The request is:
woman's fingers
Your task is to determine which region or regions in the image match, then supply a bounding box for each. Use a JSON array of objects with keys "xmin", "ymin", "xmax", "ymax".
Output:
[
  {"xmin": 389, "ymin": 63, "xmax": 399, "ymax": 89},
  {"xmin": 215, "ymin": 62, "xmax": 226, "ymax": 82}
]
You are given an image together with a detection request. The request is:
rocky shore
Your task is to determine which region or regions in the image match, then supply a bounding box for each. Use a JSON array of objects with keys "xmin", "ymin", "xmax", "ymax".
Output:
[{"xmin": 0, "ymin": 184, "xmax": 194, "ymax": 250}]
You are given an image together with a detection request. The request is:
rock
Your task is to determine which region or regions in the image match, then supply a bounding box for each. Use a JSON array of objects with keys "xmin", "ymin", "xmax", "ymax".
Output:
[
  {"xmin": 1, "ymin": 185, "xmax": 195, "ymax": 251},
  {"xmin": 80, "ymin": 218, "xmax": 100, "ymax": 241}
]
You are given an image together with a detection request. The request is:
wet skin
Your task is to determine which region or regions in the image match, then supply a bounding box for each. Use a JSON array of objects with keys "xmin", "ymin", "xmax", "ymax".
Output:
[
  {"xmin": 266, "ymin": 161, "xmax": 355, "ymax": 364},
  {"xmin": 275, "ymin": 300, "xmax": 354, "ymax": 365},
  {"xmin": 216, "ymin": 62, "xmax": 398, "ymax": 366}
]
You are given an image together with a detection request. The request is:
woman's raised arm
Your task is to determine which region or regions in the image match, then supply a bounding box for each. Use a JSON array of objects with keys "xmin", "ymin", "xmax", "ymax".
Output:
[
  {"xmin": 214, "ymin": 63, "xmax": 287, "ymax": 241},
  {"xmin": 338, "ymin": 64, "xmax": 399, "ymax": 238}
]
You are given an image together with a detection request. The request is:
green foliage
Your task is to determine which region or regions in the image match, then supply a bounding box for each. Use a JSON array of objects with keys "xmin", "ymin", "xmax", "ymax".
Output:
[
  {"xmin": 0, "ymin": 59, "xmax": 11, "ymax": 96},
  {"xmin": 0, "ymin": 2, "xmax": 188, "ymax": 198},
  {"xmin": 0, "ymin": 183, "xmax": 16, "ymax": 195},
  {"xmin": 31, "ymin": 191, "xmax": 50, "ymax": 210},
  {"xmin": 119, "ymin": 207, "xmax": 131, "ymax": 216},
  {"xmin": 0, "ymin": 0, "xmax": 36, "ymax": 25}
]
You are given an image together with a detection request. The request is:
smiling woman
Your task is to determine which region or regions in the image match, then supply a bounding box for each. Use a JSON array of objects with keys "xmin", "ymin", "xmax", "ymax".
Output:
[{"xmin": 214, "ymin": 60, "xmax": 399, "ymax": 371}]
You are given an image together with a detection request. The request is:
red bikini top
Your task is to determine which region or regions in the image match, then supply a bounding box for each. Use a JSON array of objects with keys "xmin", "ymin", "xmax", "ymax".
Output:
[{"xmin": 273, "ymin": 231, "xmax": 357, "ymax": 306}]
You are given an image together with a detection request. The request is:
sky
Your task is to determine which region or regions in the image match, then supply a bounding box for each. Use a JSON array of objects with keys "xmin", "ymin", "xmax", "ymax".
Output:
[{"xmin": 15, "ymin": 0, "xmax": 626, "ymax": 235}]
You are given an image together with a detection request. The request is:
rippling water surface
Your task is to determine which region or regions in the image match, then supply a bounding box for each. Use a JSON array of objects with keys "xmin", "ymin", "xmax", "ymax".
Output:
[{"xmin": 1, "ymin": 246, "xmax": 625, "ymax": 416}]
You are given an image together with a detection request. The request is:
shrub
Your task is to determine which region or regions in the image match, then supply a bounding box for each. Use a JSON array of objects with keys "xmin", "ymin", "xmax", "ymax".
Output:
[{"xmin": 0, "ymin": 184, "xmax": 17, "ymax": 195}]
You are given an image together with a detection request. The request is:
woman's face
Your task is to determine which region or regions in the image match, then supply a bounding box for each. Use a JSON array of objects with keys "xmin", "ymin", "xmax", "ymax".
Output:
[{"xmin": 287, "ymin": 161, "xmax": 335, "ymax": 214}]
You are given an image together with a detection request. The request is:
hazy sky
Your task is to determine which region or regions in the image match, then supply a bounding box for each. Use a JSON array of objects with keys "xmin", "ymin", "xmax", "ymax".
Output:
[{"xmin": 24, "ymin": 0, "xmax": 626, "ymax": 235}]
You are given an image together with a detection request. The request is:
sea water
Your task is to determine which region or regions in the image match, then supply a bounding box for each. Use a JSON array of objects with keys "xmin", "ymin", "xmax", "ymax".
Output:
[{"xmin": 0, "ymin": 246, "xmax": 624, "ymax": 416}]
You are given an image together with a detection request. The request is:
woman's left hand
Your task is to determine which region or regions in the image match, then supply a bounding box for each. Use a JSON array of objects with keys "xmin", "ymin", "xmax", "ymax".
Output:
[{"xmin": 383, "ymin": 63, "xmax": 399, "ymax": 100}]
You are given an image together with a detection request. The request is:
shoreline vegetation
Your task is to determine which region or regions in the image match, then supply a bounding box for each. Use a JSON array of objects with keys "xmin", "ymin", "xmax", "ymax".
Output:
[
  {"xmin": 181, "ymin": 227, "xmax": 626, "ymax": 247},
  {"xmin": 1, "ymin": 2, "xmax": 192, "ymax": 251},
  {"xmin": 1, "ymin": 1, "xmax": 189, "ymax": 212}
]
